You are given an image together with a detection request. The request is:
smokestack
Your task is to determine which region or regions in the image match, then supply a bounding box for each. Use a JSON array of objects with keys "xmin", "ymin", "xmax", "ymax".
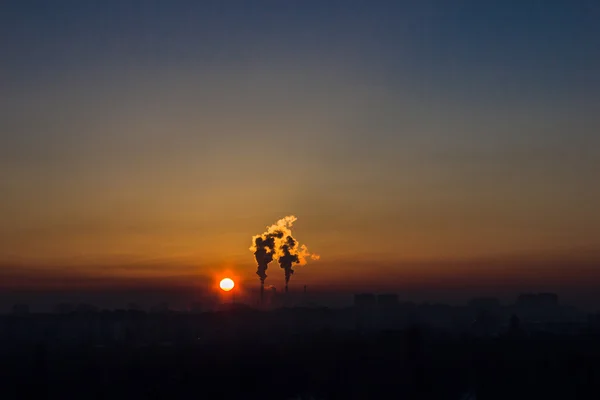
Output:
[
  {"xmin": 250, "ymin": 231, "xmax": 283, "ymax": 300},
  {"xmin": 260, "ymin": 282, "xmax": 264, "ymax": 305},
  {"xmin": 277, "ymin": 235, "xmax": 299, "ymax": 294},
  {"xmin": 250, "ymin": 216, "xmax": 319, "ymax": 296}
]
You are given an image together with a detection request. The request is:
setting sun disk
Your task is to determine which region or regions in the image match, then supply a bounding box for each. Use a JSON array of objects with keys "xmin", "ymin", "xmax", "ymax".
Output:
[{"xmin": 219, "ymin": 278, "xmax": 235, "ymax": 292}]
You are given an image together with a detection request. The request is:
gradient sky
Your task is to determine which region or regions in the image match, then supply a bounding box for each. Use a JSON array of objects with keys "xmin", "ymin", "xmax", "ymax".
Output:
[{"xmin": 1, "ymin": 1, "xmax": 599, "ymax": 306}]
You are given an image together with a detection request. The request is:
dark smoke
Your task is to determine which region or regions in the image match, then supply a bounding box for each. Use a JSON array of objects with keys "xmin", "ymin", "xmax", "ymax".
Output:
[
  {"xmin": 277, "ymin": 235, "xmax": 300, "ymax": 292},
  {"xmin": 252, "ymin": 232, "xmax": 283, "ymax": 284},
  {"xmin": 250, "ymin": 216, "xmax": 319, "ymax": 295}
]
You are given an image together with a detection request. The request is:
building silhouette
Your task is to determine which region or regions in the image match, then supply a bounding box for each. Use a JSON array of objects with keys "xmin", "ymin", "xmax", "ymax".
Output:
[
  {"xmin": 377, "ymin": 293, "xmax": 399, "ymax": 308},
  {"xmin": 354, "ymin": 293, "xmax": 376, "ymax": 309}
]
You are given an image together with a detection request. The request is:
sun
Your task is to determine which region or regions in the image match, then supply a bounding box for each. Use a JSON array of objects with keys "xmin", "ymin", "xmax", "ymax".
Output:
[{"xmin": 219, "ymin": 278, "xmax": 235, "ymax": 292}]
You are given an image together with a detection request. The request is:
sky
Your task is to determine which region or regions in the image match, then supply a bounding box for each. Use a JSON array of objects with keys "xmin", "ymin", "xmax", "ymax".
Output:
[{"xmin": 1, "ymin": 1, "xmax": 599, "ymax": 309}]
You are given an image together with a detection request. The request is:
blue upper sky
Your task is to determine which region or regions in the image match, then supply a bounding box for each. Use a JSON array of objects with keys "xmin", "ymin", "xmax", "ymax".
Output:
[{"xmin": 2, "ymin": 1, "xmax": 599, "ymax": 88}]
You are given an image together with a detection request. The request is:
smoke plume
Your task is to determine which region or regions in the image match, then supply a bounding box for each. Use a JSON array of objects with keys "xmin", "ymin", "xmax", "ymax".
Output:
[
  {"xmin": 278, "ymin": 235, "xmax": 300, "ymax": 290},
  {"xmin": 251, "ymin": 233, "xmax": 282, "ymax": 284},
  {"xmin": 250, "ymin": 215, "xmax": 319, "ymax": 293}
]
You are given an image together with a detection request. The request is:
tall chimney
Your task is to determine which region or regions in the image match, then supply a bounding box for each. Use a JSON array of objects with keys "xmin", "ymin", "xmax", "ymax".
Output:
[{"xmin": 260, "ymin": 282, "xmax": 264, "ymax": 306}]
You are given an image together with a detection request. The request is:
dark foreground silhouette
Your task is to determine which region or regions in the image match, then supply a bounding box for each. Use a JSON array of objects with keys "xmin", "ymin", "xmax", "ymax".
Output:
[{"xmin": 2, "ymin": 305, "xmax": 600, "ymax": 399}]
